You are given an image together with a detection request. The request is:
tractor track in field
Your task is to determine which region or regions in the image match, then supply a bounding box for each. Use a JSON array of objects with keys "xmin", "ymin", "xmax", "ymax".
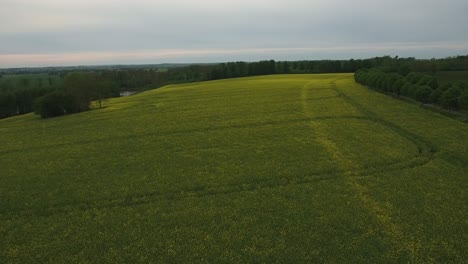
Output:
[
  {"xmin": 0, "ymin": 76, "xmax": 434, "ymax": 237},
  {"xmin": 330, "ymin": 79, "xmax": 437, "ymax": 158},
  {"xmin": 0, "ymin": 115, "xmax": 368, "ymax": 156},
  {"xmin": 0, "ymin": 152, "xmax": 432, "ymax": 221},
  {"xmin": 0, "ymin": 77, "xmax": 435, "ymax": 223},
  {"xmin": 301, "ymin": 77, "xmax": 435, "ymax": 173},
  {"xmin": 310, "ymin": 77, "xmax": 435, "ymax": 261}
]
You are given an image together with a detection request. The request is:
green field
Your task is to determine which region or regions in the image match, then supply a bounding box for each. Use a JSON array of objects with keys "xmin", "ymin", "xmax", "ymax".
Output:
[{"xmin": 1, "ymin": 74, "xmax": 467, "ymax": 262}]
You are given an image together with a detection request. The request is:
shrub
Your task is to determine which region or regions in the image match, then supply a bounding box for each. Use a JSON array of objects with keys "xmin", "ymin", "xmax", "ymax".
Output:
[{"xmin": 34, "ymin": 91, "xmax": 79, "ymax": 118}]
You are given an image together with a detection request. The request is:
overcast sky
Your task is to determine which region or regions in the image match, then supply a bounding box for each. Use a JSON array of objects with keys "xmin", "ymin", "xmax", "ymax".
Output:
[{"xmin": 1, "ymin": 0, "xmax": 467, "ymax": 67}]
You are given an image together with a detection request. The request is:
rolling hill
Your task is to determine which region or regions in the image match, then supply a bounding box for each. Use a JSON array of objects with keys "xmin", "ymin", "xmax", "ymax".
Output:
[{"xmin": 1, "ymin": 74, "xmax": 467, "ymax": 262}]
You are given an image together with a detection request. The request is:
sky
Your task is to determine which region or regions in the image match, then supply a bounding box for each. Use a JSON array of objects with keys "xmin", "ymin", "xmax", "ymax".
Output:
[{"xmin": 0, "ymin": 0, "xmax": 467, "ymax": 68}]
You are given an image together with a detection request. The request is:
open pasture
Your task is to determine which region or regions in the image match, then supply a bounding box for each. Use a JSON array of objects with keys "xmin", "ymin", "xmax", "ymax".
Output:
[{"xmin": 0, "ymin": 74, "xmax": 467, "ymax": 262}]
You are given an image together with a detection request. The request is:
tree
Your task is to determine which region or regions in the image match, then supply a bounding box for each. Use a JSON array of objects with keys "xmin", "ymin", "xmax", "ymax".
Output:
[
  {"xmin": 440, "ymin": 86, "xmax": 463, "ymax": 110},
  {"xmin": 280, "ymin": 61, "xmax": 290, "ymax": 74},
  {"xmin": 64, "ymin": 72, "xmax": 96, "ymax": 112},
  {"xmin": 0, "ymin": 92, "xmax": 17, "ymax": 118},
  {"xmin": 417, "ymin": 75, "xmax": 438, "ymax": 89},
  {"xmin": 15, "ymin": 88, "xmax": 35, "ymax": 114},
  {"xmin": 392, "ymin": 79, "xmax": 404, "ymax": 96},
  {"xmin": 458, "ymin": 89, "xmax": 468, "ymax": 111},
  {"xmin": 20, "ymin": 77, "xmax": 30, "ymax": 87},
  {"xmin": 400, "ymin": 82, "xmax": 413, "ymax": 97},
  {"xmin": 414, "ymin": 85, "xmax": 433, "ymax": 103},
  {"xmin": 398, "ymin": 64, "xmax": 411, "ymax": 76},
  {"xmin": 94, "ymin": 77, "xmax": 112, "ymax": 109},
  {"xmin": 34, "ymin": 91, "xmax": 79, "ymax": 118},
  {"xmin": 406, "ymin": 72, "xmax": 423, "ymax": 84},
  {"xmin": 430, "ymin": 88, "xmax": 444, "ymax": 104},
  {"xmin": 408, "ymin": 85, "xmax": 420, "ymax": 99}
]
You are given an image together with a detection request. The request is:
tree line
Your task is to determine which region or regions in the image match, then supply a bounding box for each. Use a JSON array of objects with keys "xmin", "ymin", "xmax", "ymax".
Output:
[
  {"xmin": 1, "ymin": 56, "xmax": 468, "ymax": 119},
  {"xmin": 0, "ymin": 74, "xmax": 62, "ymax": 118},
  {"xmin": 354, "ymin": 69, "xmax": 468, "ymax": 112},
  {"xmin": 33, "ymin": 72, "xmax": 117, "ymax": 118}
]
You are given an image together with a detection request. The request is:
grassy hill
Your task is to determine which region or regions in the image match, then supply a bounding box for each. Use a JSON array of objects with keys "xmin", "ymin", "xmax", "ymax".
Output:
[{"xmin": 1, "ymin": 74, "xmax": 467, "ymax": 262}]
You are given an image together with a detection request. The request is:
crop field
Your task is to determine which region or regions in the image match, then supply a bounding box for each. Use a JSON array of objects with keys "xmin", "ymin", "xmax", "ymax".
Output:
[{"xmin": 0, "ymin": 74, "xmax": 467, "ymax": 262}]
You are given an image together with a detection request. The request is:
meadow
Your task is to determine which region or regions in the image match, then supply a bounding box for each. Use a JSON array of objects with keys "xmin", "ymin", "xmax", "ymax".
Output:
[{"xmin": 0, "ymin": 74, "xmax": 467, "ymax": 263}]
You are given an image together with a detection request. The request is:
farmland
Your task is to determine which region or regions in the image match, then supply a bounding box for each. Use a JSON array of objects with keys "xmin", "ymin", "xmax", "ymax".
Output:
[{"xmin": 0, "ymin": 74, "xmax": 467, "ymax": 262}]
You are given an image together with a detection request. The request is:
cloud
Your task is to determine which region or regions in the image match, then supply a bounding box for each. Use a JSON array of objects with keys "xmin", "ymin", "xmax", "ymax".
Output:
[
  {"xmin": 0, "ymin": 0, "xmax": 467, "ymax": 67},
  {"xmin": 2, "ymin": 41, "xmax": 467, "ymax": 67}
]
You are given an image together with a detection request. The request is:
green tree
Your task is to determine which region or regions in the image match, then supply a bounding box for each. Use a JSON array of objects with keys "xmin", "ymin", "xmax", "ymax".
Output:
[
  {"xmin": 458, "ymin": 89, "xmax": 468, "ymax": 111},
  {"xmin": 440, "ymin": 86, "xmax": 463, "ymax": 110},
  {"xmin": 414, "ymin": 85, "xmax": 433, "ymax": 103},
  {"xmin": 94, "ymin": 78, "xmax": 112, "ymax": 109},
  {"xmin": 398, "ymin": 64, "xmax": 411, "ymax": 76},
  {"xmin": 392, "ymin": 79, "xmax": 404, "ymax": 96},
  {"xmin": 20, "ymin": 77, "xmax": 30, "ymax": 87},
  {"xmin": 430, "ymin": 88, "xmax": 444, "ymax": 104},
  {"xmin": 417, "ymin": 75, "xmax": 438, "ymax": 89},
  {"xmin": 34, "ymin": 91, "xmax": 79, "ymax": 118},
  {"xmin": 406, "ymin": 72, "xmax": 423, "ymax": 84},
  {"xmin": 400, "ymin": 82, "xmax": 412, "ymax": 97},
  {"xmin": 64, "ymin": 72, "xmax": 96, "ymax": 112},
  {"xmin": 0, "ymin": 92, "xmax": 17, "ymax": 118}
]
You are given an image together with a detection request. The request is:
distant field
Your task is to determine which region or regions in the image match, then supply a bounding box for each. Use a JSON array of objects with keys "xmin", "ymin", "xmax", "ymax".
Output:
[
  {"xmin": 436, "ymin": 70, "xmax": 468, "ymax": 85},
  {"xmin": 0, "ymin": 74, "xmax": 467, "ymax": 262}
]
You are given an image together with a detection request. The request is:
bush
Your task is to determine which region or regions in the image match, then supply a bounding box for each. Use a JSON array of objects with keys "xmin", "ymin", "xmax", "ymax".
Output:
[{"xmin": 34, "ymin": 91, "xmax": 79, "ymax": 118}]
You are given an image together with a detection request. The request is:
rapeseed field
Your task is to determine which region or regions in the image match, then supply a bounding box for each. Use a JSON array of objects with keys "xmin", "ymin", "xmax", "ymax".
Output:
[{"xmin": 1, "ymin": 74, "xmax": 466, "ymax": 262}]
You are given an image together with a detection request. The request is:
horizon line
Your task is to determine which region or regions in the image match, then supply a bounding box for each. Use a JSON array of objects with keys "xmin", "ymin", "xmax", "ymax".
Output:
[{"xmin": 1, "ymin": 42, "xmax": 468, "ymax": 69}]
